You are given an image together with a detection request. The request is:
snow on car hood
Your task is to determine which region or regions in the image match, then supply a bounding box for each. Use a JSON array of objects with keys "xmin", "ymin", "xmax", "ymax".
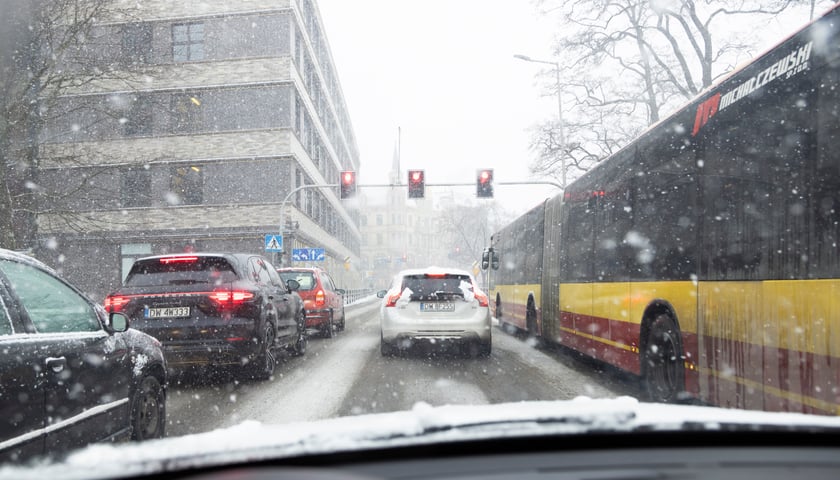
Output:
[{"xmin": 5, "ymin": 396, "xmax": 840, "ymax": 480}]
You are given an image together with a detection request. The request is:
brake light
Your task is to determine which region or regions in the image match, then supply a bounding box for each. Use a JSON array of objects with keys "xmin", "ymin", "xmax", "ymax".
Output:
[
  {"xmin": 385, "ymin": 291, "xmax": 401, "ymax": 307},
  {"xmin": 160, "ymin": 256, "xmax": 199, "ymax": 264},
  {"xmin": 315, "ymin": 289, "xmax": 325, "ymax": 307},
  {"xmin": 474, "ymin": 291, "xmax": 489, "ymax": 307},
  {"xmin": 104, "ymin": 295, "xmax": 130, "ymax": 313},
  {"xmin": 425, "ymin": 273, "xmax": 447, "ymax": 278},
  {"xmin": 209, "ymin": 290, "xmax": 255, "ymax": 309}
]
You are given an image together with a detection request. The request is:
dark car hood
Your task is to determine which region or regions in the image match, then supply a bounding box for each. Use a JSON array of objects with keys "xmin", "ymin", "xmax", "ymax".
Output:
[{"xmin": 5, "ymin": 397, "xmax": 840, "ymax": 479}]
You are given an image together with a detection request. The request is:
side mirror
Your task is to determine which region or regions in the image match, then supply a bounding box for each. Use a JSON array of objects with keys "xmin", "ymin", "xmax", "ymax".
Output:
[
  {"xmin": 335, "ymin": 288, "xmax": 346, "ymax": 295},
  {"xmin": 376, "ymin": 290, "xmax": 387, "ymax": 298},
  {"xmin": 110, "ymin": 312, "xmax": 129, "ymax": 332},
  {"xmin": 286, "ymin": 279, "xmax": 300, "ymax": 292}
]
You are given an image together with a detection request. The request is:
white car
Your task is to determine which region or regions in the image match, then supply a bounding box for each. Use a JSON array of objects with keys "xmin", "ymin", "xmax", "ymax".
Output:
[{"xmin": 377, "ymin": 267, "xmax": 492, "ymax": 357}]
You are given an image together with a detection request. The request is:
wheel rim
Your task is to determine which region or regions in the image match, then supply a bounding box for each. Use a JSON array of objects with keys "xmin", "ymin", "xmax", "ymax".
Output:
[{"xmin": 135, "ymin": 377, "xmax": 162, "ymax": 439}]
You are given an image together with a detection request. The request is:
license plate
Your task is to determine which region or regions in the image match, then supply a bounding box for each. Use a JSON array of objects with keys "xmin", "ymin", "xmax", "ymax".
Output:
[
  {"xmin": 420, "ymin": 302, "xmax": 455, "ymax": 312},
  {"xmin": 145, "ymin": 306, "xmax": 190, "ymax": 318}
]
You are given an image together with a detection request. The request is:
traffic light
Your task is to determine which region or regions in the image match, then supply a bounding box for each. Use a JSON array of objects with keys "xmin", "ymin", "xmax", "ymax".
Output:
[
  {"xmin": 340, "ymin": 171, "xmax": 356, "ymax": 199},
  {"xmin": 408, "ymin": 169, "xmax": 425, "ymax": 198},
  {"xmin": 477, "ymin": 168, "xmax": 494, "ymax": 198},
  {"xmin": 481, "ymin": 247, "xmax": 499, "ymax": 270}
]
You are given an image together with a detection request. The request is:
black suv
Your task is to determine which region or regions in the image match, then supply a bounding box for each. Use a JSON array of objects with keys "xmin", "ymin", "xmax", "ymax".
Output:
[
  {"xmin": 0, "ymin": 249, "xmax": 166, "ymax": 462},
  {"xmin": 105, "ymin": 253, "xmax": 306, "ymax": 380}
]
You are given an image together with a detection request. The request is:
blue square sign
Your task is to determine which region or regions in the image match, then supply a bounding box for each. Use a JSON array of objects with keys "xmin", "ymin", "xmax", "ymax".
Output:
[{"xmin": 265, "ymin": 235, "xmax": 283, "ymax": 252}]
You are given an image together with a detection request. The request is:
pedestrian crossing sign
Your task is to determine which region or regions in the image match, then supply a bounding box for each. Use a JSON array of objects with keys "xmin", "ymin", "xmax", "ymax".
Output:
[{"xmin": 265, "ymin": 234, "xmax": 283, "ymax": 252}]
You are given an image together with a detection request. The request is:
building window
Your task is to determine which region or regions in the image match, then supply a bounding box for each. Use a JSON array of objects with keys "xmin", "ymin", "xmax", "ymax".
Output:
[
  {"xmin": 121, "ymin": 167, "xmax": 152, "ymax": 207},
  {"xmin": 171, "ymin": 93, "xmax": 203, "ymax": 133},
  {"xmin": 122, "ymin": 22, "xmax": 152, "ymax": 65},
  {"xmin": 172, "ymin": 22, "xmax": 204, "ymax": 62},
  {"xmin": 124, "ymin": 96, "xmax": 152, "ymax": 136},
  {"xmin": 376, "ymin": 214, "xmax": 383, "ymax": 226},
  {"xmin": 295, "ymin": 168, "xmax": 303, "ymax": 208},
  {"xmin": 170, "ymin": 165, "xmax": 203, "ymax": 205}
]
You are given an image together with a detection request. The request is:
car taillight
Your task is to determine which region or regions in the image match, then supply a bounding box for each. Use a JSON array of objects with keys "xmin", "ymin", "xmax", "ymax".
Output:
[
  {"xmin": 474, "ymin": 291, "xmax": 489, "ymax": 307},
  {"xmin": 385, "ymin": 291, "xmax": 401, "ymax": 307},
  {"xmin": 209, "ymin": 290, "xmax": 255, "ymax": 309},
  {"xmin": 315, "ymin": 289, "xmax": 325, "ymax": 307},
  {"xmin": 104, "ymin": 295, "xmax": 130, "ymax": 313}
]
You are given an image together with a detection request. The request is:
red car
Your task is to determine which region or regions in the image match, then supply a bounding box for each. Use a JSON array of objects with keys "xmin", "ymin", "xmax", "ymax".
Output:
[{"xmin": 277, "ymin": 267, "xmax": 345, "ymax": 337}]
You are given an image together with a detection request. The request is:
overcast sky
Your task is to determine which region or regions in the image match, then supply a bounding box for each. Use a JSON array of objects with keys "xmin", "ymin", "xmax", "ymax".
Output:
[
  {"xmin": 315, "ymin": 1, "xmax": 828, "ymax": 217},
  {"xmin": 317, "ymin": 0, "xmax": 560, "ymax": 216}
]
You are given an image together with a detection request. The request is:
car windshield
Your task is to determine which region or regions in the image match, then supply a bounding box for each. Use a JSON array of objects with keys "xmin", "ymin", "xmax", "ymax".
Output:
[
  {"xmin": 278, "ymin": 271, "xmax": 317, "ymax": 291},
  {"xmin": 400, "ymin": 273, "xmax": 472, "ymax": 301},
  {"xmin": 124, "ymin": 257, "xmax": 238, "ymax": 287},
  {"xmin": 3, "ymin": 0, "xmax": 840, "ymax": 477}
]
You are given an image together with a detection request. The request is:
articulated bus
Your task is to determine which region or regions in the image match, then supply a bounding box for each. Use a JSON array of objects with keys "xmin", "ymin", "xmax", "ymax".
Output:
[{"xmin": 487, "ymin": 5, "xmax": 840, "ymax": 414}]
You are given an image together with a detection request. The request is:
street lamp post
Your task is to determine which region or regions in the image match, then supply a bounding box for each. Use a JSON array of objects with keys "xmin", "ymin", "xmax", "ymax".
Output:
[{"xmin": 514, "ymin": 54, "xmax": 566, "ymax": 188}]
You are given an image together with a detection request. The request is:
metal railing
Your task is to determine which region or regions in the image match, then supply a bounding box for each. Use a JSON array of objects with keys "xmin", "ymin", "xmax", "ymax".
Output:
[{"xmin": 342, "ymin": 288, "xmax": 377, "ymax": 305}]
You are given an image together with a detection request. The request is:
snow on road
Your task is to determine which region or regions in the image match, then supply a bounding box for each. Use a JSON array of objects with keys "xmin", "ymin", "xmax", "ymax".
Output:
[{"xmin": 220, "ymin": 302, "xmax": 381, "ymax": 426}]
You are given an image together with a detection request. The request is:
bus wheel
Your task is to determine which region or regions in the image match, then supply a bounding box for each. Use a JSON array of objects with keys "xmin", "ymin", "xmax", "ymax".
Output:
[
  {"xmin": 525, "ymin": 299, "xmax": 540, "ymax": 346},
  {"xmin": 526, "ymin": 299, "xmax": 537, "ymax": 333},
  {"xmin": 642, "ymin": 314, "xmax": 685, "ymax": 403}
]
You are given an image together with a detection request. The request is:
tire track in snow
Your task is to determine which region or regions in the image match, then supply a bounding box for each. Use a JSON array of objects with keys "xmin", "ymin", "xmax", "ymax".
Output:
[{"xmin": 219, "ymin": 301, "xmax": 381, "ymax": 426}]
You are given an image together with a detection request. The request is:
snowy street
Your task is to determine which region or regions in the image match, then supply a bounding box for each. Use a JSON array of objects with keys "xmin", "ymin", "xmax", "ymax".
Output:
[{"xmin": 166, "ymin": 297, "xmax": 636, "ymax": 438}]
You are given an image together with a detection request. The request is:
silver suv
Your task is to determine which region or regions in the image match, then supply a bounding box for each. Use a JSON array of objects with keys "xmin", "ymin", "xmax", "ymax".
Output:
[{"xmin": 377, "ymin": 267, "xmax": 491, "ymax": 357}]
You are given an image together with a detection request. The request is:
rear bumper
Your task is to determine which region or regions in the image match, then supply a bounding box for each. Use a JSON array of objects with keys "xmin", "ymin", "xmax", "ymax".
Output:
[
  {"xmin": 132, "ymin": 316, "xmax": 261, "ymax": 367},
  {"xmin": 304, "ymin": 308, "xmax": 332, "ymax": 328},
  {"xmin": 381, "ymin": 309, "xmax": 492, "ymax": 344},
  {"xmin": 161, "ymin": 339, "xmax": 261, "ymax": 367}
]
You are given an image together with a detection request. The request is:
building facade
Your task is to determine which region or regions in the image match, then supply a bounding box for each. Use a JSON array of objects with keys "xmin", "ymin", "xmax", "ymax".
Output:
[{"xmin": 34, "ymin": 0, "xmax": 362, "ymax": 299}]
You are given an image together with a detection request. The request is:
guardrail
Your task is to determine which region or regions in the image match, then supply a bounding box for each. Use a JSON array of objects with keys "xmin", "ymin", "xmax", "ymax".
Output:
[{"xmin": 342, "ymin": 288, "xmax": 377, "ymax": 305}]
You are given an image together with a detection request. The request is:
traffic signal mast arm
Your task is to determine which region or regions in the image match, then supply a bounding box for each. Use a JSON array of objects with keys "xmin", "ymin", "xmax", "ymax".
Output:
[
  {"xmin": 349, "ymin": 180, "xmax": 564, "ymax": 188},
  {"xmin": 278, "ymin": 176, "xmax": 562, "ymax": 246},
  {"xmin": 279, "ymin": 182, "xmax": 340, "ymax": 238}
]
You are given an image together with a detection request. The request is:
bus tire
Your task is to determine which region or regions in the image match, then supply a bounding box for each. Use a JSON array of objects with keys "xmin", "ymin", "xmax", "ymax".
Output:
[
  {"xmin": 642, "ymin": 313, "xmax": 685, "ymax": 403},
  {"xmin": 526, "ymin": 298, "xmax": 538, "ymax": 335}
]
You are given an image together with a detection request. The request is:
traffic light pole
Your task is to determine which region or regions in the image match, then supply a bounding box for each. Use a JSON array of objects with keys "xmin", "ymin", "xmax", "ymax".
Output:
[
  {"xmin": 277, "ymin": 183, "xmax": 340, "ymax": 266},
  {"xmin": 279, "ymin": 183, "xmax": 339, "ymax": 232}
]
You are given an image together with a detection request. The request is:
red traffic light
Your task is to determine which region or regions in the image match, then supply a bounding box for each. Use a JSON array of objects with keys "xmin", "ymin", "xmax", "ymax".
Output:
[
  {"xmin": 340, "ymin": 171, "xmax": 356, "ymax": 199},
  {"xmin": 408, "ymin": 169, "xmax": 425, "ymax": 199},
  {"xmin": 476, "ymin": 168, "xmax": 494, "ymax": 198}
]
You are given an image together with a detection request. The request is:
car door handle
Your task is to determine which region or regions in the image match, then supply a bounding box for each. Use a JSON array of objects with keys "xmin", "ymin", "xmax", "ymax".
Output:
[{"xmin": 45, "ymin": 356, "xmax": 67, "ymax": 373}]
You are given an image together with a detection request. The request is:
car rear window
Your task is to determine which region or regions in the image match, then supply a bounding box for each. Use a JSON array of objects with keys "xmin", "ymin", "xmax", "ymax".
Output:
[
  {"xmin": 278, "ymin": 271, "xmax": 316, "ymax": 291},
  {"xmin": 401, "ymin": 274, "xmax": 472, "ymax": 301},
  {"xmin": 124, "ymin": 257, "xmax": 238, "ymax": 287}
]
